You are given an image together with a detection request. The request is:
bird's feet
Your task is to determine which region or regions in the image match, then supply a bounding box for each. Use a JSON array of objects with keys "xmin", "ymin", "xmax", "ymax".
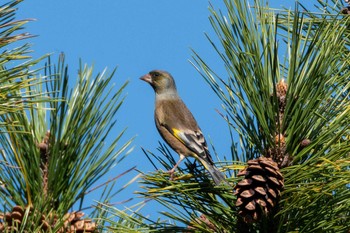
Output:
[{"xmin": 167, "ymin": 168, "xmax": 176, "ymax": 180}]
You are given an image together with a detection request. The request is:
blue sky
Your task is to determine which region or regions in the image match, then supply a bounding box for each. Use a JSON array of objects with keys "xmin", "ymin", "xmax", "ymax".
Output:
[{"xmin": 15, "ymin": 0, "xmax": 317, "ymax": 223}]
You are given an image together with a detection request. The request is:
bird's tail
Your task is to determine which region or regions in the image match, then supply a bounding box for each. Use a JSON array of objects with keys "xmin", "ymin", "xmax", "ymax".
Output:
[{"xmin": 199, "ymin": 158, "xmax": 228, "ymax": 186}]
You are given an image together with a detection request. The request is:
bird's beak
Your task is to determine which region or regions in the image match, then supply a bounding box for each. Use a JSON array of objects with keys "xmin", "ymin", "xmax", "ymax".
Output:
[{"xmin": 140, "ymin": 73, "xmax": 152, "ymax": 84}]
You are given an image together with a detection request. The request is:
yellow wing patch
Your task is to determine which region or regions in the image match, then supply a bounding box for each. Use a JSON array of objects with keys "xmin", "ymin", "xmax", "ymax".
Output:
[{"xmin": 171, "ymin": 128, "xmax": 185, "ymax": 144}]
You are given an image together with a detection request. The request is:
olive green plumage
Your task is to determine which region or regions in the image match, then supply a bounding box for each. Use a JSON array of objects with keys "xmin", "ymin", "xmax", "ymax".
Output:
[{"xmin": 140, "ymin": 70, "xmax": 226, "ymax": 185}]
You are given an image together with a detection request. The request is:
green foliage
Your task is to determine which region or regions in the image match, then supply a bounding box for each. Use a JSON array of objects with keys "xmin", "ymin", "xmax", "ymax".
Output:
[
  {"xmin": 115, "ymin": 0, "xmax": 349, "ymax": 232},
  {"xmin": 100, "ymin": 200, "xmax": 173, "ymax": 233},
  {"xmin": 138, "ymin": 145, "xmax": 240, "ymax": 233},
  {"xmin": 0, "ymin": 54, "xmax": 134, "ymax": 226},
  {"xmin": 44, "ymin": 55, "xmax": 134, "ymax": 213},
  {"xmin": 0, "ymin": 1, "xmax": 137, "ymax": 231},
  {"xmin": 281, "ymin": 155, "xmax": 350, "ymax": 232},
  {"xmin": 0, "ymin": 0, "xmax": 44, "ymax": 117}
]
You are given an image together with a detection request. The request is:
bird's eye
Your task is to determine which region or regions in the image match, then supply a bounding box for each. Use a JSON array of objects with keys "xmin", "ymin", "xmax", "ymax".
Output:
[{"xmin": 151, "ymin": 72, "xmax": 161, "ymax": 80}]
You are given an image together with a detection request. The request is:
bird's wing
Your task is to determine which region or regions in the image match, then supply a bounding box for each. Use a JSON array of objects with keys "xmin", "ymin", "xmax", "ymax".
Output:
[
  {"xmin": 161, "ymin": 123, "xmax": 214, "ymax": 164},
  {"xmin": 156, "ymin": 98, "xmax": 214, "ymax": 164},
  {"xmin": 168, "ymin": 126, "xmax": 205, "ymax": 154},
  {"xmin": 163, "ymin": 123, "xmax": 226, "ymax": 185}
]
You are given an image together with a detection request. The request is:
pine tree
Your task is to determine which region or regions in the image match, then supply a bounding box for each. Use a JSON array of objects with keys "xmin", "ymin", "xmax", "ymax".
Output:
[
  {"xmin": 108, "ymin": 0, "xmax": 349, "ymax": 232},
  {"xmin": 0, "ymin": 1, "xmax": 134, "ymax": 232}
]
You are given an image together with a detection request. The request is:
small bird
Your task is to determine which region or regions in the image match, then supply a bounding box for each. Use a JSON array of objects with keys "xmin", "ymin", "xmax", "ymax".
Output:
[{"xmin": 140, "ymin": 70, "xmax": 227, "ymax": 185}]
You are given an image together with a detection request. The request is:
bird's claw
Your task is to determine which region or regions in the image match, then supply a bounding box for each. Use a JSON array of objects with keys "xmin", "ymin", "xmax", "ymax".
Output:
[{"xmin": 167, "ymin": 169, "xmax": 176, "ymax": 180}]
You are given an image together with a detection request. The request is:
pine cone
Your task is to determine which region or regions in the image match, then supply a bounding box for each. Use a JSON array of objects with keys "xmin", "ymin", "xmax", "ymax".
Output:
[
  {"xmin": 0, "ymin": 205, "xmax": 26, "ymax": 231},
  {"xmin": 234, "ymin": 157, "xmax": 284, "ymax": 223},
  {"xmin": 276, "ymin": 79, "xmax": 288, "ymax": 116},
  {"xmin": 59, "ymin": 211, "xmax": 97, "ymax": 233},
  {"xmin": 0, "ymin": 206, "xmax": 97, "ymax": 232}
]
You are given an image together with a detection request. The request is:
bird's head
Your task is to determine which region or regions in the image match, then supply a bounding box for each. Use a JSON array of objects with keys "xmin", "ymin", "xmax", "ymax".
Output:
[{"xmin": 140, "ymin": 70, "xmax": 177, "ymax": 95}]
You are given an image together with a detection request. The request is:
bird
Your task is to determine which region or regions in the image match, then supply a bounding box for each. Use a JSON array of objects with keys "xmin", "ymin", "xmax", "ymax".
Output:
[{"xmin": 140, "ymin": 70, "xmax": 227, "ymax": 185}]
